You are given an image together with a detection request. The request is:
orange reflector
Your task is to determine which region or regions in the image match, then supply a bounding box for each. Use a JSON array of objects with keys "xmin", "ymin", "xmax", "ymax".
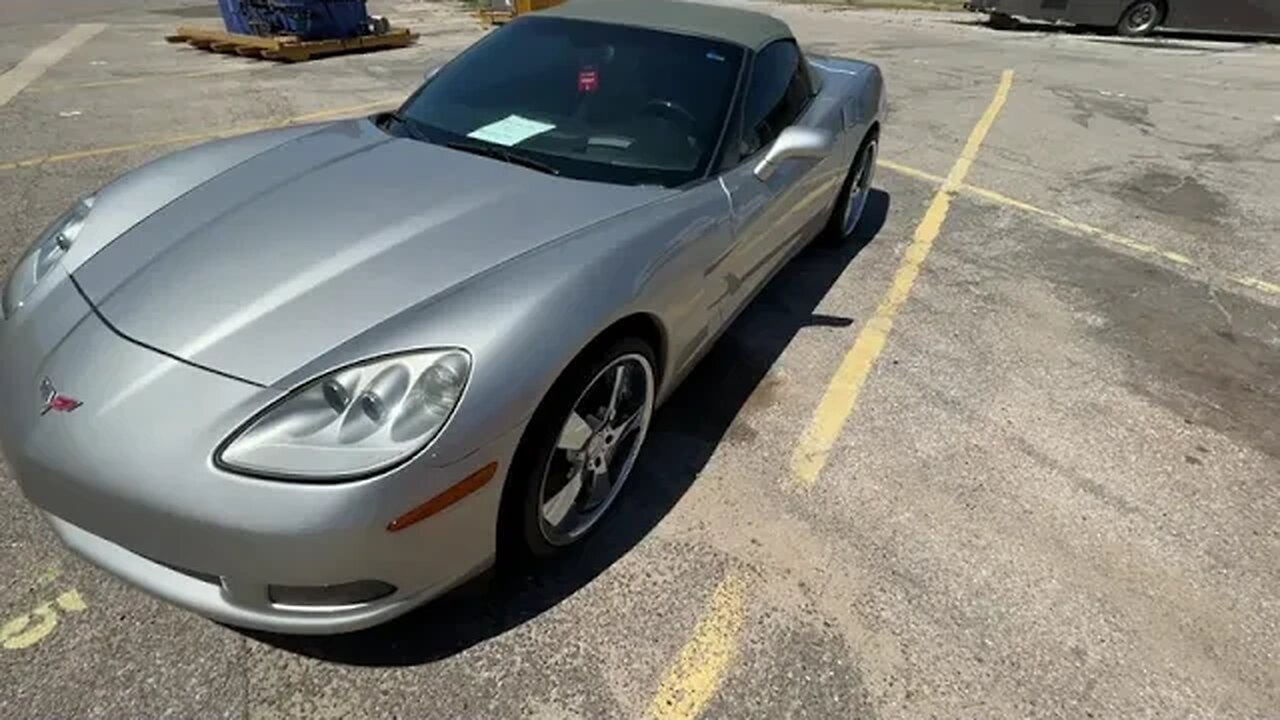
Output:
[{"xmin": 386, "ymin": 462, "xmax": 498, "ymax": 532}]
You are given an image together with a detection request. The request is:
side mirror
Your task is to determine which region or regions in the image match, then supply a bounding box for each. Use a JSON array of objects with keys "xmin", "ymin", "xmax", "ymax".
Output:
[{"xmin": 753, "ymin": 126, "xmax": 834, "ymax": 181}]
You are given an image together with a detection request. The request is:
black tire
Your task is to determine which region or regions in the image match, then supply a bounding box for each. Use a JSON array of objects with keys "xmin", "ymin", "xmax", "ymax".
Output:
[
  {"xmin": 1117, "ymin": 0, "xmax": 1162, "ymax": 36},
  {"xmin": 822, "ymin": 129, "xmax": 879, "ymax": 244},
  {"xmin": 988, "ymin": 12, "xmax": 1019, "ymax": 30},
  {"xmin": 499, "ymin": 336, "xmax": 657, "ymax": 562}
]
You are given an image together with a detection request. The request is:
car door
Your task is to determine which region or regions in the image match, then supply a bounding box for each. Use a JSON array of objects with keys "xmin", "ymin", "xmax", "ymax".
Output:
[{"xmin": 717, "ymin": 40, "xmax": 828, "ymax": 319}]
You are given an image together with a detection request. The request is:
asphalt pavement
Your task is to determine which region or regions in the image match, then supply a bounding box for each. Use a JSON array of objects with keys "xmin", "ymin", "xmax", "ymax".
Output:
[{"xmin": 1, "ymin": 1, "xmax": 1277, "ymax": 718}]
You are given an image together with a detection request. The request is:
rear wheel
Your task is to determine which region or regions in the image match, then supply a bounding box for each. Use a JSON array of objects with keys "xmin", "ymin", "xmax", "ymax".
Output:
[
  {"xmin": 501, "ymin": 337, "xmax": 656, "ymax": 560},
  {"xmin": 823, "ymin": 131, "xmax": 878, "ymax": 243},
  {"xmin": 1117, "ymin": 0, "xmax": 1162, "ymax": 36}
]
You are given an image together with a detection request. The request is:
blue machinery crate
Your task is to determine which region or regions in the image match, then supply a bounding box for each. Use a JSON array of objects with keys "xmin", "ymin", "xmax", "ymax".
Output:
[
  {"xmin": 218, "ymin": 0, "xmax": 251, "ymax": 33},
  {"xmin": 164, "ymin": 23, "xmax": 415, "ymax": 62},
  {"xmin": 223, "ymin": 0, "xmax": 374, "ymax": 41}
]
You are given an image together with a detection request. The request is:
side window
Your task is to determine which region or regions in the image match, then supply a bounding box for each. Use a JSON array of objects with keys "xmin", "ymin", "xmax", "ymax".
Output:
[{"xmin": 738, "ymin": 41, "xmax": 813, "ymax": 159}]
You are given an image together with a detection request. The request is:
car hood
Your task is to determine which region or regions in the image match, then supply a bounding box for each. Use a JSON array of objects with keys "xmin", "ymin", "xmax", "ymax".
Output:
[{"xmin": 74, "ymin": 119, "xmax": 670, "ymax": 385}]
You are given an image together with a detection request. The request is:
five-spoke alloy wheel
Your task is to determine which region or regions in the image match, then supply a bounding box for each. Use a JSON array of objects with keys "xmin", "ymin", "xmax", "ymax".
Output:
[
  {"xmin": 538, "ymin": 352, "xmax": 654, "ymax": 546},
  {"xmin": 505, "ymin": 337, "xmax": 657, "ymax": 559}
]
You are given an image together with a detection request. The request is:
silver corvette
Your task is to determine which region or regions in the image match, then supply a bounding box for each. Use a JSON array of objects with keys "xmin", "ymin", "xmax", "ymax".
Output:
[{"xmin": 0, "ymin": 0, "xmax": 884, "ymax": 634}]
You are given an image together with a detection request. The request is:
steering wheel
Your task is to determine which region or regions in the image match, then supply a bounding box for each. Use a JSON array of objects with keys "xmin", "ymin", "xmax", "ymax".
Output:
[{"xmin": 640, "ymin": 99, "xmax": 699, "ymax": 131}]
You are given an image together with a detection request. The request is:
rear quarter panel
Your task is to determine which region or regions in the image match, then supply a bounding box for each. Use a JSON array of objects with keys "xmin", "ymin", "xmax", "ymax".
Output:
[
  {"xmin": 1165, "ymin": 0, "xmax": 1280, "ymax": 32},
  {"xmin": 807, "ymin": 54, "xmax": 885, "ymax": 151},
  {"xmin": 794, "ymin": 54, "xmax": 885, "ymax": 225}
]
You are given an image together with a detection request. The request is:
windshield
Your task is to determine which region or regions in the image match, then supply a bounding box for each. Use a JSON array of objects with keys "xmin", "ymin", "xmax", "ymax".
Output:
[{"xmin": 393, "ymin": 17, "xmax": 745, "ymax": 188}]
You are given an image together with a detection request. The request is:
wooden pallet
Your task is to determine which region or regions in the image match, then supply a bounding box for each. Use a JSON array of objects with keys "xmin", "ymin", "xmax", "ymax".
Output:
[{"xmin": 165, "ymin": 25, "xmax": 417, "ymax": 62}]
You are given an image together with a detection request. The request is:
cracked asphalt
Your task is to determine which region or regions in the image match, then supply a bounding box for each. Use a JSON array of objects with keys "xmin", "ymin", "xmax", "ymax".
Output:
[{"xmin": 1, "ymin": 1, "xmax": 1278, "ymax": 718}]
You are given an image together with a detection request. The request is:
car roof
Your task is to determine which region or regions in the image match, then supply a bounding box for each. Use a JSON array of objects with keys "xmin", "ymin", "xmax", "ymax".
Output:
[{"xmin": 534, "ymin": 0, "xmax": 794, "ymax": 51}]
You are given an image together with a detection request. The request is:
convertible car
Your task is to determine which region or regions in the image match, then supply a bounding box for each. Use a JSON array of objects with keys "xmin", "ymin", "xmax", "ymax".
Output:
[{"xmin": 0, "ymin": 0, "xmax": 884, "ymax": 634}]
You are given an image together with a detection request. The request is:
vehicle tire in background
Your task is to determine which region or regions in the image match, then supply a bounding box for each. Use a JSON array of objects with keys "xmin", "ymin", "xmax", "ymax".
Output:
[
  {"xmin": 988, "ymin": 12, "xmax": 1020, "ymax": 30},
  {"xmin": 823, "ymin": 130, "xmax": 878, "ymax": 243},
  {"xmin": 500, "ymin": 336, "xmax": 656, "ymax": 561},
  {"xmin": 1116, "ymin": 0, "xmax": 1163, "ymax": 36}
]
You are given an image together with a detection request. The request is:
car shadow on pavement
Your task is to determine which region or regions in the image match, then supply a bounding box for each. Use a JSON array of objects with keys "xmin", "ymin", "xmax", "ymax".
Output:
[{"xmin": 240, "ymin": 190, "xmax": 892, "ymax": 667}]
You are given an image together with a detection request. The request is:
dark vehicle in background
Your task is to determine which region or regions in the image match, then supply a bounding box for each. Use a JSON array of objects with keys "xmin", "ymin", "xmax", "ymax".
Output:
[{"xmin": 965, "ymin": 0, "xmax": 1280, "ymax": 37}]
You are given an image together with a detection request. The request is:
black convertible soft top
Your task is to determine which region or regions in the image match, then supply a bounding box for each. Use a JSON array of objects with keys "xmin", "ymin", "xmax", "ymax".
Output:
[{"xmin": 536, "ymin": 0, "xmax": 794, "ymax": 50}]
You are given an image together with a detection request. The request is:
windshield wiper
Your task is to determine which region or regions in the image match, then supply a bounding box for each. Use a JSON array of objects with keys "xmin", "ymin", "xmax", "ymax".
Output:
[
  {"xmin": 379, "ymin": 110, "xmax": 430, "ymax": 141},
  {"xmin": 445, "ymin": 140, "xmax": 561, "ymax": 177}
]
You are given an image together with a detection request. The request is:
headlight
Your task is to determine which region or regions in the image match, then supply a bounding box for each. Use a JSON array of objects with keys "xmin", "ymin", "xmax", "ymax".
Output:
[
  {"xmin": 2, "ymin": 196, "xmax": 94, "ymax": 318},
  {"xmin": 217, "ymin": 349, "xmax": 471, "ymax": 481}
]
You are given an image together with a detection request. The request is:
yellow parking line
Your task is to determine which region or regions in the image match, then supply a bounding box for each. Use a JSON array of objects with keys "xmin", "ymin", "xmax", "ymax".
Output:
[
  {"xmin": 647, "ymin": 573, "xmax": 746, "ymax": 720},
  {"xmin": 0, "ymin": 588, "xmax": 87, "ymax": 650},
  {"xmin": 875, "ymin": 160, "xmax": 1280, "ymax": 296},
  {"xmin": 0, "ymin": 97, "xmax": 400, "ymax": 172},
  {"xmin": 790, "ymin": 70, "xmax": 1015, "ymax": 489},
  {"xmin": 875, "ymin": 158, "xmax": 945, "ymax": 185},
  {"xmin": 960, "ymin": 182, "xmax": 1191, "ymax": 264},
  {"xmin": 1233, "ymin": 276, "xmax": 1280, "ymax": 294},
  {"xmin": 35, "ymin": 564, "xmax": 62, "ymax": 585}
]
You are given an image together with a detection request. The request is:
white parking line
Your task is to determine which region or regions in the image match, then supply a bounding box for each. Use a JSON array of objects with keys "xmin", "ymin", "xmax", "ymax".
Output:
[{"xmin": 0, "ymin": 23, "xmax": 107, "ymax": 107}]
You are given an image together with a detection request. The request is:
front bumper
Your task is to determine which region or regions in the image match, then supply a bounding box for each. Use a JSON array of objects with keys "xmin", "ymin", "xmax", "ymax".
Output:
[
  {"xmin": 44, "ymin": 512, "xmax": 458, "ymax": 634},
  {"xmin": 0, "ymin": 271, "xmax": 520, "ymax": 634}
]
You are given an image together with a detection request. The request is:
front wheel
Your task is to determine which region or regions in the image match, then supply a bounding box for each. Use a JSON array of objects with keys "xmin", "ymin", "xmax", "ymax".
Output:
[
  {"xmin": 502, "ymin": 337, "xmax": 657, "ymax": 560},
  {"xmin": 823, "ymin": 132, "xmax": 878, "ymax": 243},
  {"xmin": 1117, "ymin": 0, "xmax": 1162, "ymax": 36}
]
